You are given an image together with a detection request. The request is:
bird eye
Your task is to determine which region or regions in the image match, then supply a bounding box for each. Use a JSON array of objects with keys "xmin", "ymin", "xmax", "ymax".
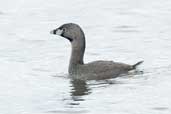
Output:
[{"xmin": 62, "ymin": 28, "xmax": 66, "ymax": 32}]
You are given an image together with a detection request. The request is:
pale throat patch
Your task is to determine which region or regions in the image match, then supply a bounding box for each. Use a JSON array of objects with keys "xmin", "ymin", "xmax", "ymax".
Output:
[{"xmin": 55, "ymin": 29, "xmax": 63, "ymax": 35}]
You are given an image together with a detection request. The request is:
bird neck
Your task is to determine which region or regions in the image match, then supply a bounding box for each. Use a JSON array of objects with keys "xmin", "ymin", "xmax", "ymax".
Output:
[{"xmin": 69, "ymin": 38, "xmax": 85, "ymax": 74}]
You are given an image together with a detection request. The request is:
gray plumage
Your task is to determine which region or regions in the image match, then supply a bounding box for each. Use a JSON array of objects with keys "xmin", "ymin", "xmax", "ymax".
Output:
[{"xmin": 50, "ymin": 23, "xmax": 143, "ymax": 80}]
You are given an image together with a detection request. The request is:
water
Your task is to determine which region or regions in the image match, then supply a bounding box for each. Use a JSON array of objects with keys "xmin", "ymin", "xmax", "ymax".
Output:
[{"xmin": 0, "ymin": 0, "xmax": 171, "ymax": 114}]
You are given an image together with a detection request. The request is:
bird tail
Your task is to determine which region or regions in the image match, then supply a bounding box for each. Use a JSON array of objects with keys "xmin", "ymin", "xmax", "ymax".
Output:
[{"xmin": 132, "ymin": 61, "xmax": 144, "ymax": 69}]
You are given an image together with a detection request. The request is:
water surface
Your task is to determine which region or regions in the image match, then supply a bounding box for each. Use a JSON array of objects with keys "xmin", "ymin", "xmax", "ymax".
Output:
[{"xmin": 0, "ymin": 0, "xmax": 171, "ymax": 114}]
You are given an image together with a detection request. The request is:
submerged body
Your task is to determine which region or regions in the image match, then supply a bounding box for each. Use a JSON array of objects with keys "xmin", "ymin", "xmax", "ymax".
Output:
[
  {"xmin": 70, "ymin": 61, "xmax": 132, "ymax": 80},
  {"xmin": 69, "ymin": 60, "xmax": 143, "ymax": 80},
  {"xmin": 51, "ymin": 23, "xmax": 143, "ymax": 80}
]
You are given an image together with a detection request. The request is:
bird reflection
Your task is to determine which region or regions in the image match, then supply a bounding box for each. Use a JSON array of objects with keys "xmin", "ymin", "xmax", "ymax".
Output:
[{"xmin": 69, "ymin": 79, "xmax": 91, "ymax": 102}]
